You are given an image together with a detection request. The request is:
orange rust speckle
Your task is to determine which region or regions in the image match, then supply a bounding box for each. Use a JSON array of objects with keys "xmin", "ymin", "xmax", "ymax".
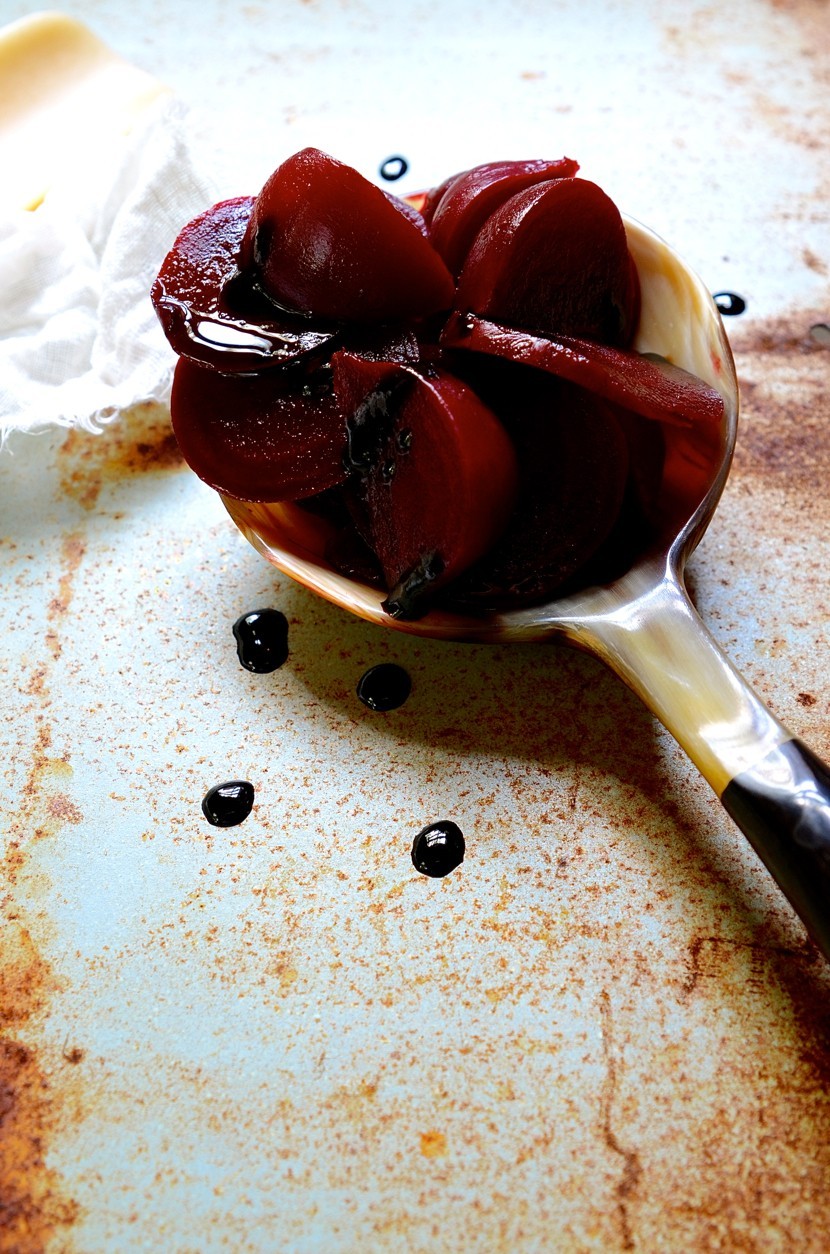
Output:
[
  {"xmin": 802, "ymin": 247, "xmax": 828, "ymax": 276},
  {"xmin": 598, "ymin": 989, "xmax": 642, "ymax": 1252},
  {"xmin": 731, "ymin": 310, "xmax": 830, "ymax": 503},
  {"xmin": 419, "ymin": 1129, "xmax": 447, "ymax": 1158},
  {"xmin": 58, "ymin": 401, "xmax": 185, "ymax": 510},
  {"xmin": 23, "ymin": 669, "xmax": 47, "ymax": 699},
  {"xmin": 0, "ymin": 926, "xmax": 79, "ymax": 1252},
  {"xmin": 1, "ymin": 528, "xmax": 86, "ymax": 1252},
  {"xmin": 8, "ymin": 723, "xmax": 77, "ymax": 863},
  {"xmin": 0, "ymin": 929, "xmax": 53, "ymax": 1030},
  {"xmin": 0, "ymin": 1038, "xmax": 80, "ymax": 1254},
  {"xmin": 45, "ymin": 794, "xmax": 83, "ymax": 825}
]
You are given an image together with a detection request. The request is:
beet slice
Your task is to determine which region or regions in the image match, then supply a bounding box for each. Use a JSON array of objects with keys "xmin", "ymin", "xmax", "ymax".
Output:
[
  {"xmin": 442, "ymin": 368, "xmax": 630, "ymax": 608},
  {"xmin": 152, "ymin": 197, "xmax": 336, "ymax": 373},
  {"xmin": 170, "ymin": 357, "xmax": 349, "ymax": 502},
  {"xmin": 613, "ymin": 406, "xmax": 666, "ymax": 525},
  {"xmin": 428, "ymin": 158, "xmax": 579, "ymax": 277},
  {"xmin": 419, "ymin": 169, "xmax": 463, "ymax": 227},
  {"xmin": 565, "ymin": 406, "xmax": 667, "ymax": 589},
  {"xmin": 454, "ymin": 177, "xmax": 639, "ymax": 345},
  {"xmin": 442, "ymin": 313, "xmax": 725, "ymax": 430},
  {"xmin": 332, "ymin": 353, "xmax": 519, "ymax": 617},
  {"xmin": 240, "ymin": 148, "xmax": 455, "ymax": 323}
]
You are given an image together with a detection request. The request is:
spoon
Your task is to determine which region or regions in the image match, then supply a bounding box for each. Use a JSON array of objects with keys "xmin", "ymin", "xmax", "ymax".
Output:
[{"xmin": 223, "ymin": 216, "xmax": 830, "ymax": 960}]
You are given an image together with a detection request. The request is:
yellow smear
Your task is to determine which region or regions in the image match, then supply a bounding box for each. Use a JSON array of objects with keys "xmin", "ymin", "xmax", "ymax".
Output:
[{"xmin": 0, "ymin": 11, "xmax": 169, "ymax": 213}]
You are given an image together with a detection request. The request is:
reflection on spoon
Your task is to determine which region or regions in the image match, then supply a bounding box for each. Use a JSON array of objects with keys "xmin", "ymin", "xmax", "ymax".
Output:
[{"xmin": 224, "ymin": 217, "xmax": 830, "ymax": 960}]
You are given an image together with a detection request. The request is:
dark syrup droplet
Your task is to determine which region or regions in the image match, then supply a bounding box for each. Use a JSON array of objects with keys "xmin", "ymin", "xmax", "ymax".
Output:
[
  {"xmin": 379, "ymin": 155, "xmax": 409, "ymax": 182},
  {"xmin": 713, "ymin": 291, "xmax": 746, "ymax": 316},
  {"xmin": 202, "ymin": 780, "xmax": 255, "ymax": 827},
  {"xmin": 232, "ymin": 608, "xmax": 289, "ymax": 672},
  {"xmin": 356, "ymin": 662, "xmax": 412, "ymax": 711},
  {"xmin": 411, "ymin": 821, "xmax": 466, "ymax": 878}
]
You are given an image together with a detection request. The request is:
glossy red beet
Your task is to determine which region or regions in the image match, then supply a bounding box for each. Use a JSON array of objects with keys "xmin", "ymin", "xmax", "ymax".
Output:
[
  {"xmin": 455, "ymin": 177, "xmax": 639, "ymax": 345},
  {"xmin": 419, "ymin": 170, "xmax": 461, "ymax": 227},
  {"xmin": 444, "ymin": 371, "xmax": 630, "ymax": 607},
  {"xmin": 428, "ymin": 157, "xmax": 579, "ymax": 277},
  {"xmin": 613, "ymin": 406, "xmax": 666, "ymax": 525},
  {"xmin": 152, "ymin": 197, "xmax": 336, "ymax": 373},
  {"xmin": 170, "ymin": 357, "xmax": 349, "ymax": 502},
  {"xmin": 442, "ymin": 313, "xmax": 724, "ymax": 429},
  {"xmin": 332, "ymin": 353, "xmax": 519, "ymax": 616},
  {"xmin": 241, "ymin": 148, "xmax": 455, "ymax": 323}
]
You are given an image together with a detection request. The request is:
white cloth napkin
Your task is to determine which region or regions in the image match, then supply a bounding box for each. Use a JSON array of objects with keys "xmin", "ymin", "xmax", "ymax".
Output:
[{"xmin": 0, "ymin": 97, "xmax": 219, "ymax": 448}]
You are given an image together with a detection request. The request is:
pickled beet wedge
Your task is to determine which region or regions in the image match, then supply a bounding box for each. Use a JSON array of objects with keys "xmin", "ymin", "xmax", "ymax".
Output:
[
  {"xmin": 152, "ymin": 197, "xmax": 336, "ymax": 373},
  {"xmin": 442, "ymin": 313, "xmax": 725, "ymax": 430},
  {"xmin": 428, "ymin": 157, "xmax": 579, "ymax": 277},
  {"xmin": 332, "ymin": 353, "xmax": 519, "ymax": 618},
  {"xmin": 170, "ymin": 357, "xmax": 349, "ymax": 502},
  {"xmin": 444, "ymin": 370, "xmax": 630, "ymax": 608},
  {"xmin": 455, "ymin": 177, "xmax": 639, "ymax": 346},
  {"xmin": 613, "ymin": 406, "xmax": 666, "ymax": 525},
  {"xmin": 240, "ymin": 148, "xmax": 455, "ymax": 323}
]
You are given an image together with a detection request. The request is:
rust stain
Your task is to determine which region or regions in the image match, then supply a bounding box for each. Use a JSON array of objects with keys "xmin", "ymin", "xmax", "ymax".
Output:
[
  {"xmin": 682, "ymin": 931, "xmax": 830, "ymax": 1090},
  {"xmin": 671, "ymin": 931, "xmax": 830, "ymax": 1247},
  {"xmin": 0, "ymin": 923, "xmax": 79, "ymax": 1254},
  {"xmin": 598, "ymin": 989, "xmax": 642, "ymax": 1252},
  {"xmin": 0, "ymin": 1037, "xmax": 79, "ymax": 1254},
  {"xmin": 0, "ymin": 506, "xmax": 90, "ymax": 1249},
  {"xmin": 681, "ymin": 934, "xmax": 807, "ymax": 1001},
  {"xmin": 46, "ymin": 533, "xmax": 86, "ymax": 661},
  {"xmin": 7, "ymin": 723, "xmax": 75, "ymax": 865},
  {"xmin": 419, "ymin": 1129, "xmax": 447, "ymax": 1158},
  {"xmin": 730, "ymin": 310, "xmax": 830, "ymax": 504},
  {"xmin": 0, "ymin": 928, "xmax": 55, "ymax": 1030},
  {"xmin": 802, "ymin": 248, "xmax": 828, "ymax": 276},
  {"xmin": 48, "ymin": 534, "xmax": 86, "ymax": 617},
  {"xmin": 0, "ymin": 803, "xmax": 81, "ymax": 1250},
  {"xmin": 766, "ymin": 0, "xmax": 830, "ymax": 34},
  {"xmin": 58, "ymin": 401, "xmax": 185, "ymax": 509}
]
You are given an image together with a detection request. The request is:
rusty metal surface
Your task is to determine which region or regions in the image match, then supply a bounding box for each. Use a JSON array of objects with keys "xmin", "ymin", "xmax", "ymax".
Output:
[{"xmin": 1, "ymin": 1, "xmax": 830, "ymax": 1251}]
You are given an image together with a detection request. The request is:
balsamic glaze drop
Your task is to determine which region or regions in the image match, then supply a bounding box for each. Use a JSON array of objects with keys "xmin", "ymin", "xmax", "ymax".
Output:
[
  {"xmin": 344, "ymin": 373, "xmax": 413, "ymax": 474},
  {"xmin": 357, "ymin": 662, "xmax": 412, "ymax": 711},
  {"xmin": 713, "ymin": 291, "xmax": 746, "ymax": 316},
  {"xmin": 382, "ymin": 551, "xmax": 444, "ymax": 620},
  {"xmin": 232, "ymin": 609, "xmax": 289, "ymax": 672},
  {"xmin": 379, "ymin": 155, "xmax": 409, "ymax": 182},
  {"xmin": 411, "ymin": 821, "xmax": 466, "ymax": 877},
  {"xmin": 202, "ymin": 780, "xmax": 255, "ymax": 827}
]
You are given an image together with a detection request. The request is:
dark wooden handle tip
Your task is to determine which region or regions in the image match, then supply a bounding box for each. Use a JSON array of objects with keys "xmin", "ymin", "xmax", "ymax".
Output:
[{"xmin": 722, "ymin": 738, "xmax": 830, "ymax": 957}]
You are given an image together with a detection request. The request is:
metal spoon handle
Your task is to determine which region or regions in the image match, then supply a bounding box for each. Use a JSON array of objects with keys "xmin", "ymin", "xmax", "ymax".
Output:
[{"xmin": 585, "ymin": 575, "xmax": 830, "ymax": 958}]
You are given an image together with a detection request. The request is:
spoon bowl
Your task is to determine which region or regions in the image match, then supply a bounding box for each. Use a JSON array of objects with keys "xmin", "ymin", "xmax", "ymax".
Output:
[{"xmin": 224, "ymin": 217, "xmax": 830, "ymax": 960}]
